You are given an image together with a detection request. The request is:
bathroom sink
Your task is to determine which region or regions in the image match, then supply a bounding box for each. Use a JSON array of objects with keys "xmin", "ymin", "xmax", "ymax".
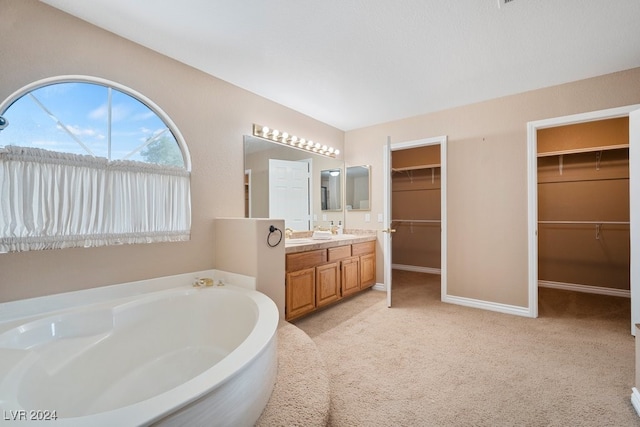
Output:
[
  {"xmin": 286, "ymin": 234, "xmax": 360, "ymax": 246},
  {"xmin": 285, "ymin": 238, "xmax": 315, "ymax": 245},
  {"xmin": 335, "ymin": 234, "xmax": 357, "ymax": 239}
]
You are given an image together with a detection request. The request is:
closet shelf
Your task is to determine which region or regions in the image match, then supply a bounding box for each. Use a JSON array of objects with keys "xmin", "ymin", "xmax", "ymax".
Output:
[
  {"xmin": 537, "ymin": 143, "xmax": 628, "ymax": 158},
  {"xmin": 393, "ymin": 219, "xmax": 441, "ymax": 223},
  {"xmin": 538, "ymin": 220, "xmax": 629, "ymax": 225},
  {"xmin": 392, "ymin": 163, "xmax": 440, "ymax": 172}
]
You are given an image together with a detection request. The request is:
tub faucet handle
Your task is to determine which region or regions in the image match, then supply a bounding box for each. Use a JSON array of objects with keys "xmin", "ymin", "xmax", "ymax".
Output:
[{"xmin": 193, "ymin": 277, "xmax": 214, "ymax": 287}]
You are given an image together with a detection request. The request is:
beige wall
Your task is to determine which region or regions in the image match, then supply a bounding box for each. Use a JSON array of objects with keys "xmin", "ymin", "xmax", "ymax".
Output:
[
  {"xmin": 0, "ymin": 0, "xmax": 343, "ymax": 303},
  {"xmin": 345, "ymin": 67, "xmax": 640, "ymax": 308},
  {"xmin": 214, "ymin": 218, "xmax": 286, "ymax": 318}
]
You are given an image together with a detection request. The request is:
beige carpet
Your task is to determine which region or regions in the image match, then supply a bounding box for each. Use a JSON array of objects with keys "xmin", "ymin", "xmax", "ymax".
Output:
[
  {"xmin": 293, "ymin": 270, "xmax": 637, "ymax": 427},
  {"xmin": 256, "ymin": 320, "xmax": 330, "ymax": 426}
]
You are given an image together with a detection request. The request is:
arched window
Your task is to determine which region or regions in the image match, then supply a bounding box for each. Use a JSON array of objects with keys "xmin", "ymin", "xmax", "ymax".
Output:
[{"xmin": 0, "ymin": 76, "xmax": 191, "ymax": 252}]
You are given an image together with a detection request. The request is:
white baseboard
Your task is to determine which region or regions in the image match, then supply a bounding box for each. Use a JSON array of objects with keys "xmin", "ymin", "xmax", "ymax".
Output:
[
  {"xmin": 631, "ymin": 388, "xmax": 640, "ymax": 417},
  {"xmin": 372, "ymin": 282, "xmax": 386, "ymax": 292},
  {"xmin": 538, "ymin": 280, "xmax": 630, "ymax": 298},
  {"xmin": 442, "ymin": 294, "xmax": 531, "ymax": 317},
  {"xmin": 392, "ymin": 264, "xmax": 441, "ymax": 275}
]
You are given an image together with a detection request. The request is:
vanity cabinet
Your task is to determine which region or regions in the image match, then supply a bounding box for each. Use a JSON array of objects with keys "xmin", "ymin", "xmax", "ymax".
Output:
[
  {"xmin": 286, "ymin": 267, "xmax": 316, "ymax": 319},
  {"xmin": 316, "ymin": 263, "xmax": 340, "ymax": 307},
  {"xmin": 340, "ymin": 256, "xmax": 360, "ymax": 297},
  {"xmin": 353, "ymin": 241, "xmax": 376, "ymax": 288},
  {"xmin": 285, "ymin": 239, "xmax": 376, "ymax": 321},
  {"xmin": 286, "ymin": 249, "xmax": 326, "ymax": 319}
]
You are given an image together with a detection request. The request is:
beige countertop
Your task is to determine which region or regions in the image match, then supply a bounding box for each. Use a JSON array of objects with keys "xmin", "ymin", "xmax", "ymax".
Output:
[{"xmin": 284, "ymin": 233, "xmax": 377, "ymax": 254}]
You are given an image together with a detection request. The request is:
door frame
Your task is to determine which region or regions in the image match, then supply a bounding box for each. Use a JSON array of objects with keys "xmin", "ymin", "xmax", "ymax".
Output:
[
  {"xmin": 526, "ymin": 104, "xmax": 640, "ymax": 324},
  {"xmin": 383, "ymin": 135, "xmax": 448, "ymax": 307}
]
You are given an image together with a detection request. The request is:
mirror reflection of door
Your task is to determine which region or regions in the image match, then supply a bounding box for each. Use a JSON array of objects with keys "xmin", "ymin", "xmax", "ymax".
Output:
[
  {"xmin": 320, "ymin": 169, "xmax": 342, "ymax": 210},
  {"xmin": 269, "ymin": 159, "xmax": 311, "ymax": 230},
  {"xmin": 321, "ymin": 186, "xmax": 328, "ymax": 210},
  {"xmin": 244, "ymin": 169, "xmax": 251, "ymax": 217}
]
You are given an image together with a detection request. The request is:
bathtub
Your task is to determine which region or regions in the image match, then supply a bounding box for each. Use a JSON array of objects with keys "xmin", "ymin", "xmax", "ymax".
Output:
[{"xmin": 0, "ymin": 270, "xmax": 279, "ymax": 426}]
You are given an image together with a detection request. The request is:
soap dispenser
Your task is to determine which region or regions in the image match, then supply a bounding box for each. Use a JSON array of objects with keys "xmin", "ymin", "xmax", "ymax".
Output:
[{"xmin": 337, "ymin": 220, "xmax": 343, "ymax": 235}]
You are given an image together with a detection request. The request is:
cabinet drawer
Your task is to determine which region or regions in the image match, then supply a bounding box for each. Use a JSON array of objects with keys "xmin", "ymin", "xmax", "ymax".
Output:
[
  {"xmin": 286, "ymin": 249, "xmax": 327, "ymax": 272},
  {"xmin": 352, "ymin": 240, "xmax": 375, "ymax": 256},
  {"xmin": 327, "ymin": 245, "xmax": 351, "ymax": 262}
]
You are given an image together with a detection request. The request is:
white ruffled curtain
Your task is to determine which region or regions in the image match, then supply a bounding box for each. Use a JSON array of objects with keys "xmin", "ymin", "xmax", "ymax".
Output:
[{"xmin": 0, "ymin": 146, "xmax": 191, "ymax": 253}]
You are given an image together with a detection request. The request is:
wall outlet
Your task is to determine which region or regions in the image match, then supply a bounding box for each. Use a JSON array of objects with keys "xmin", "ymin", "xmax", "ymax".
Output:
[
  {"xmin": 322, "ymin": 214, "xmax": 327, "ymax": 221},
  {"xmin": 377, "ymin": 213, "xmax": 383, "ymax": 223},
  {"xmin": 364, "ymin": 213, "xmax": 371, "ymax": 222}
]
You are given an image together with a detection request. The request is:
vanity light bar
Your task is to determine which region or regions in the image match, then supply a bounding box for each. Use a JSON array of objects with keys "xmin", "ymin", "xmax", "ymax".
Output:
[{"xmin": 252, "ymin": 124, "xmax": 340, "ymax": 158}]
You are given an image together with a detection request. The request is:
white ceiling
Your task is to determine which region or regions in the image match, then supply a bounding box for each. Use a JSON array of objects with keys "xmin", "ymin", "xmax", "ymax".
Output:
[{"xmin": 40, "ymin": 0, "xmax": 640, "ymax": 131}]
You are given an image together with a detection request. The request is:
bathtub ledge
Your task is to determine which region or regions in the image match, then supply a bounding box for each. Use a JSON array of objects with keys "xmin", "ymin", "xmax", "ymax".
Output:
[{"xmin": 0, "ymin": 269, "xmax": 255, "ymax": 326}]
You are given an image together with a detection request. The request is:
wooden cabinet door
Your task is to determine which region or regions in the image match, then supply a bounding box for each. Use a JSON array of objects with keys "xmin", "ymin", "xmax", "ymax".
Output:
[
  {"xmin": 316, "ymin": 262, "xmax": 341, "ymax": 307},
  {"xmin": 360, "ymin": 253, "xmax": 376, "ymax": 288},
  {"xmin": 286, "ymin": 267, "xmax": 316, "ymax": 320},
  {"xmin": 341, "ymin": 256, "xmax": 360, "ymax": 296}
]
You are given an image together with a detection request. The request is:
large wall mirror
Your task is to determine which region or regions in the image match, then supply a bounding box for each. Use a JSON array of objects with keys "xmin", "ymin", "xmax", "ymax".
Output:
[
  {"xmin": 244, "ymin": 135, "xmax": 344, "ymax": 231},
  {"xmin": 345, "ymin": 165, "xmax": 371, "ymax": 211}
]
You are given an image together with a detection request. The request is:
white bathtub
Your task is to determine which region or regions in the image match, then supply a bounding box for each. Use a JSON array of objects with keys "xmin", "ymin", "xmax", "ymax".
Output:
[{"xmin": 0, "ymin": 271, "xmax": 279, "ymax": 426}]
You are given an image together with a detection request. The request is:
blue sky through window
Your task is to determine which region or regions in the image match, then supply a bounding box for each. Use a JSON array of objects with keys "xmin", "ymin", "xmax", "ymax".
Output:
[{"xmin": 0, "ymin": 82, "xmax": 182, "ymax": 165}]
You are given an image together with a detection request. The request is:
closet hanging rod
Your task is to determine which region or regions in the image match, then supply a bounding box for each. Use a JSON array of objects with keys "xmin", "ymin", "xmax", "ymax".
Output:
[
  {"xmin": 538, "ymin": 220, "xmax": 629, "ymax": 225},
  {"xmin": 538, "ymin": 177, "xmax": 629, "ymax": 185},
  {"xmin": 391, "ymin": 188, "xmax": 441, "ymax": 192},
  {"xmin": 392, "ymin": 219, "xmax": 441, "ymax": 223}
]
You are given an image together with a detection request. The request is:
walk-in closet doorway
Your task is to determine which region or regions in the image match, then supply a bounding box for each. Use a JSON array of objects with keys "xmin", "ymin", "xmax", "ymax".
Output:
[
  {"xmin": 527, "ymin": 105, "xmax": 640, "ymax": 332},
  {"xmin": 383, "ymin": 136, "xmax": 447, "ymax": 308}
]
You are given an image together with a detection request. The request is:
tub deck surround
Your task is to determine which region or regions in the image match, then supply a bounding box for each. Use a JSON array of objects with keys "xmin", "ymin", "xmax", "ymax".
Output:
[
  {"xmin": 0, "ymin": 271, "xmax": 278, "ymax": 427},
  {"xmin": 0, "ymin": 269, "xmax": 254, "ymax": 324},
  {"xmin": 284, "ymin": 231, "xmax": 377, "ymax": 253}
]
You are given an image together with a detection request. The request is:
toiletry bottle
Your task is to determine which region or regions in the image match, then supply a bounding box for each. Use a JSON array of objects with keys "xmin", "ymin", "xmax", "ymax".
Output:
[
  {"xmin": 337, "ymin": 220, "xmax": 343, "ymax": 235},
  {"xmin": 330, "ymin": 221, "xmax": 336, "ymax": 235}
]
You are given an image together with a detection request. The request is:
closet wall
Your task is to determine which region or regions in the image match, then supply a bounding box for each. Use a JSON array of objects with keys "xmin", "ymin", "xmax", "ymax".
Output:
[
  {"xmin": 537, "ymin": 117, "xmax": 630, "ymax": 292},
  {"xmin": 392, "ymin": 145, "xmax": 441, "ymax": 271}
]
